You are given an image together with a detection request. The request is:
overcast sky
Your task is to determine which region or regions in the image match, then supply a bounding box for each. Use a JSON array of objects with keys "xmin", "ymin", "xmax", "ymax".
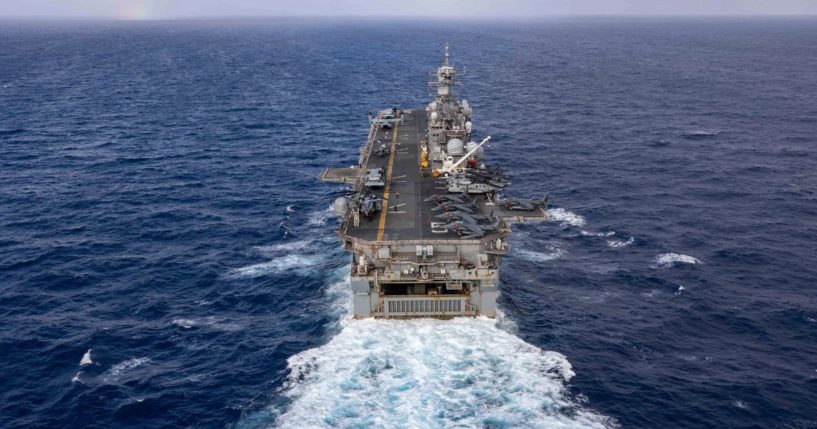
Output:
[{"xmin": 2, "ymin": 0, "xmax": 816, "ymax": 19}]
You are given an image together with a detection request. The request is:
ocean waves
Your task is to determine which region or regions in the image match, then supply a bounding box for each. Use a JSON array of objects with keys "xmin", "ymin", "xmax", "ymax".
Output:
[
  {"xmin": 607, "ymin": 237, "xmax": 635, "ymax": 248},
  {"xmin": 655, "ymin": 253, "xmax": 701, "ymax": 267},
  {"xmin": 228, "ymin": 234, "xmax": 341, "ymax": 279},
  {"xmin": 4, "ymin": 18, "xmax": 817, "ymax": 429},
  {"xmin": 547, "ymin": 208, "xmax": 587, "ymax": 227},
  {"xmin": 269, "ymin": 318, "xmax": 614, "ymax": 429},
  {"xmin": 513, "ymin": 244, "xmax": 565, "ymax": 263},
  {"xmin": 226, "ymin": 254, "xmax": 323, "ymax": 278}
]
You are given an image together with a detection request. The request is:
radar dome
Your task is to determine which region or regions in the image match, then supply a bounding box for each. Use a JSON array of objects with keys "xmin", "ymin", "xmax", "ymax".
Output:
[
  {"xmin": 466, "ymin": 141, "xmax": 484, "ymax": 159},
  {"xmin": 333, "ymin": 197, "xmax": 348, "ymax": 217},
  {"xmin": 447, "ymin": 138, "xmax": 465, "ymax": 156}
]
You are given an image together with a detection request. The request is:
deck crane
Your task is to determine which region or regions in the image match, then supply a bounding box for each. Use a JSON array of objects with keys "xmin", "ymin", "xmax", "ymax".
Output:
[{"xmin": 435, "ymin": 136, "xmax": 491, "ymax": 177}]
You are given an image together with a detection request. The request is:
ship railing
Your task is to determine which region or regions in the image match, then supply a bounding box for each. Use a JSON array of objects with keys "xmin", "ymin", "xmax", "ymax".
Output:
[{"xmin": 358, "ymin": 122, "xmax": 379, "ymax": 168}]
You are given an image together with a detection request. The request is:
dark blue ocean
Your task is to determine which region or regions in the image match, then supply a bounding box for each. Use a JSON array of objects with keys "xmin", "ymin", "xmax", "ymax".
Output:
[{"xmin": 2, "ymin": 17, "xmax": 817, "ymax": 429}]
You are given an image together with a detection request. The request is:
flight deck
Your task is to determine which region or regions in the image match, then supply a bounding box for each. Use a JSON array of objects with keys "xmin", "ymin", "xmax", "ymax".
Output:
[
  {"xmin": 318, "ymin": 45, "xmax": 549, "ymax": 319},
  {"xmin": 349, "ymin": 110, "xmax": 467, "ymax": 242}
]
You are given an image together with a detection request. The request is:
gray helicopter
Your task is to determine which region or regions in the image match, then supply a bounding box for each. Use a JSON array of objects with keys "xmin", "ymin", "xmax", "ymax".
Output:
[
  {"xmin": 330, "ymin": 189, "xmax": 384, "ymax": 219},
  {"xmin": 369, "ymin": 108, "xmax": 401, "ymax": 129},
  {"xmin": 365, "ymin": 168, "xmax": 385, "ymax": 188},
  {"xmin": 373, "ymin": 140, "xmax": 390, "ymax": 157},
  {"xmin": 352, "ymin": 191, "xmax": 383, "ymax": 218},
  {"xmin": 497, "ymin": 194, "xmax": 548, "ymax": 211}
]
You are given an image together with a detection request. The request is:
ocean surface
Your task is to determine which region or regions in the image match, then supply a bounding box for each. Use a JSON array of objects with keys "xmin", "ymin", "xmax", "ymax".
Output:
[{"xmin": 1, "ymin": 17, "xmax": 816, "ymax": 429}]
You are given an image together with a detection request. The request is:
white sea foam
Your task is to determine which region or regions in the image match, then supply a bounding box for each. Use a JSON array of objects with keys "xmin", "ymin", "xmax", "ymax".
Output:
[
  {"xmin": 227, "ymin": 254, "xmax": 322, "ymax": 279},
  {"xmin": 171, "ymin": 316, "xmax": 242, "ymax": 331},
  {"xmin": 514, "ymin": 247, "xmax": 564, "ymax": 263},
  {"xmin": 607, "ymin": 237, "xmax": 635, "ymax": 248},
  {"xmin": 236, "ymin": 229, "xmax": 610, "ymax": 427},
  {"xmin": 71, "ymin": 371, "xmax": 82, "ymax": 384},
  {"xmin": 684, "ymin": 130, "xmax": 721, "ymax": 138},
  {"xmin": 253, "ymin": 240, "xmax": 315, "ymax": 256},
  {"xmin": 172, "ymin": 318, "xmax": 197, "ymax": 329},
  {"xmin": 307, "ymin": 206, "xmax": 333, "ymax": 226},
  {"xmin": 548, "ymin": 208, "xmax": 586, "ymax": 227},
  {"xmin": 286, "ymin": 205, "xmax": 296, "ymax": 213},
  {"xmin": 656, "ymin": 253, "xmax": 701, "ymax": 267},
  {"xmin": 581, "ymin": 230, "xmax": 615, "ymax": 237},
  {"xmin": 103, "ymin": 357, "xmax": 150, "ymax": 383},
  {"xmin": 254, "ymin": 235, "xmax": 338, "ymax": 257},
  {"xmin": 322, "ymin": 271, "xmax": 354, "ymax": 325},
  {"xmin": 642, "ymin": 289, "xmax": 662, "ymax": 299},
  {"xmin": 80, "ymin": 349, "xmax": 93, "ymax": 366},
  {"xmin": 271, "ymin": 317, "xmax": 613, "ymax": 429}
]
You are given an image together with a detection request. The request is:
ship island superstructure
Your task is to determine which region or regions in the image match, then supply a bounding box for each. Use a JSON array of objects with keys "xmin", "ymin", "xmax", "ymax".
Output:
[{"xmin": 320, "ymin": 45, "xmax": 548, "ymax": 319}]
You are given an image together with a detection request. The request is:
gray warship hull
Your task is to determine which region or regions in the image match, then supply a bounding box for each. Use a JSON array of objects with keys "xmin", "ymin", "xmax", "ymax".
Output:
[{"xmin": 321, "ymin": 46, "xmax": 548, "ymax": 319}]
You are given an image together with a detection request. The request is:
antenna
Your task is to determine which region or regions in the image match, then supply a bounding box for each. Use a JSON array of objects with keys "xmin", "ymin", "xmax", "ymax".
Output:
[
  {"xmin": 451, "ymin": 136, "xmax": 490, "ymax": 170},
  {"xmin": 437, "ymin": 136, "xmax": 492, "ymax": 176},
  {"xmin": 444, "ymin": 42, "xmax": 449, "ymax": 67}
]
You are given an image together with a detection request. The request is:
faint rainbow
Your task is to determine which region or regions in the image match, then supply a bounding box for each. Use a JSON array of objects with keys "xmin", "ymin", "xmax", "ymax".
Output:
[{"xmin": 119, "ymin": 2, "xmax": 151, "ymax": 20}]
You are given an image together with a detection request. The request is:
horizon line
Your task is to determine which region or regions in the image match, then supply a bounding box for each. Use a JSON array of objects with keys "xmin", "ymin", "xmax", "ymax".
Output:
[{"xmin": 1, "ymin": 13, "xmax": 817, "ymax": 21}]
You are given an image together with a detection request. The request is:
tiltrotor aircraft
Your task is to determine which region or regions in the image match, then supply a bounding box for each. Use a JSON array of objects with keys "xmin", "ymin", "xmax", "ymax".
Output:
[
  {"xmin": 497, "ymin": 194, "xmax": 549, "ymax": 211},
  {"xmin": 434, "ymin": 211, "xmax": 489, "ymax": 225},
  {"xmin": 441, "ymin": 220, "xmax": 499, "ymax": 239}
]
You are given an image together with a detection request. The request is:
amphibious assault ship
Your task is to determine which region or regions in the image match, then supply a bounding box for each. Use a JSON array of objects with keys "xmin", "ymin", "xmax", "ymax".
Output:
[{"xmin": 320, "ymin": 45, "xmax": 548, "ymax": 319}]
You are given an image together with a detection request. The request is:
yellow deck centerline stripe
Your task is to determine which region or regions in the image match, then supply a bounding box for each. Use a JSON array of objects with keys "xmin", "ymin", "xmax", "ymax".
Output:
[{"xmin": 376, "ymin": 122, "xmax": 399, "ymax": 241}]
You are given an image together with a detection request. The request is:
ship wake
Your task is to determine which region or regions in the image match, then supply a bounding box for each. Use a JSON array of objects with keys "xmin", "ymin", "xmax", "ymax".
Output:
[
  {"xmin": 265, "ymin": 317, "xmax": 613, "ymax": 429},
  {"xmin": 236, "ymin": 208, "xmax": 614, "ymax": 428}
]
